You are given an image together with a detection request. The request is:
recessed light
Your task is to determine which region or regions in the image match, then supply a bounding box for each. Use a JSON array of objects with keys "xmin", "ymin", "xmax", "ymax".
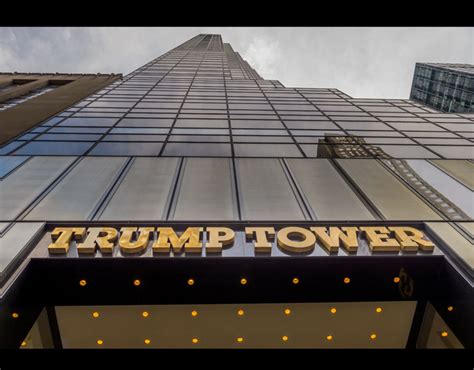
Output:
[
  {"xmin": 133, "ymin": 279, "xmax": 141, "ymax": 286},
  {"xmin": 92, "ymin": 312, "xmax": 100, "ymax": 318},
  {"xmin": 236, "ymin": 337, "xmax": 244, "ymax": 343},
  {"xmin": 441, "ymin": 331, "xmax": 449, "ymax": 337},
  {"xmin": 12, "ymin": 312, "xmax": 19, "ymax": 319},
  {"xmin": 79, "ymin": 279, "xmax": 87, "ymax": 286},
  {"xmin": 284, "ymin": 308, "xmax": 291, "ymax": 315},
  {"xmin": 97, "ymin": 339, "xmax": 104, "ymax": 345},
  {"xmin": 144, "ymin": 339, "xmax": 151, "ymax": 345},
  {"xmin": 326, "ymin": 335, "xmax": 333, "ymax": 341},
  {"xmin": 191, "ymin": 310, "xmax": 198, "ymax": 317},
  {"xmin": 370, "ymin": 333, "xmax": 377, "ymax": 340},
  {"xmin": 330, "ymin": 307, "xmax": 337, "ymax": 314},
  {"xmin": 187, "ymin": 278, "xmax": 195, "ymax": 286},
  {"xmin": 142, "ymin": 311, "xmax": 149, "ymax": 318},
  {"xmin": 292, "ymin": 277, "xmax": 299, "ymax": 285},
  {"xmin": 376, "ymin": 307, "xmax": 383, "ymax": 313},
  {"xmin": 192, "ymin": 338, "xmax": 199, "ymax": 344},
  {"xmin": 240, "ymin": 278, "xmax": 247, "ymax": 285},
  {"xmin": 282, "ymin": 335, "xmax": 289, "ymax": 342},
  {"xmin": 343, "ymin": 277, "xmax": 351, "ymax": 284},
  {"xmin": 237, "ymin": 309, "xmax": 245, "ymax": 316},
  {"xmin": 393, "ymin": 277, "xmax": 400, "ymax": 283}
]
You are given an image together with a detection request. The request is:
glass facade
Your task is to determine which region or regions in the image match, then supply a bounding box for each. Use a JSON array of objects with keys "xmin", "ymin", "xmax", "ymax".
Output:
[
  {"xmin": 410, "ymin": 63, "xmax": 474, "ymax": 113},
  {"xmin": 0, "ymin": 34, "xmax": 472, "ymax": 351}
]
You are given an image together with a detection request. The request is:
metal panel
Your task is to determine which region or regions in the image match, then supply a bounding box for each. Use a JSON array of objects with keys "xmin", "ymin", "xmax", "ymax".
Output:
[
  {"xmin": 0, "ymin": 156, "xmax": 75, "ymax": 221},
  {"xmin": 99, "ymin": 158, "xmax": 179, "ymax": 221},
  {"xmin": 236, "ymin": 158, "xmax": 305, "ymax": 220},
  {"xmin": 173, "ymin": 158, "xmax": 236, "ymax": 220},
  {"xmin": 286, "ymin": 159, "xmax": 375, "ymax": 220},
  {"xmin": 336, "ymin": 159, "xmax": 441, "ymax": 220},
  {"xmin": 25, "ymin": 157, "xmax": 127, "ymax": 221}
]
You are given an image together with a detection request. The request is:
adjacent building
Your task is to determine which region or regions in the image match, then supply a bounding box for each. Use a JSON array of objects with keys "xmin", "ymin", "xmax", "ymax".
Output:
[
  {"xmin": 410, "ymin": 63, "xmax": 473, "ymax": 113},
  {"xmin": 0, "ymin": 34, "xmax": 472, "ymax": 349}
]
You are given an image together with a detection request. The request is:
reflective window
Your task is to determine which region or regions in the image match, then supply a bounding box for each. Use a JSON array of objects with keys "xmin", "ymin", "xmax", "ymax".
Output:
[
  {"xmin": 58, "ymin": 118, "xmax": 119, "ymax": 127},
  {"xmin": 117, "ymin": 118, "xmax": 174, "ymax": 127},
  {"xmin": 407, "ymin": 160, "xmax": 474, "ymax": 218},
  {"xmin": 336, "ymin": 159, "xmax": 441, "ymax": 220},
  {"xmin": 287, "ymin": 159, "xmax": 375, "ymax": 220},
  {"xmin": 173, "ymin": 158, "xmax": 236, "ymax": 220},
  {"xmin": 427, "ymin": 146, "xmax": 474, "ymax": 159},
  {"xmin": 0, "ymin": 156, "xmax": 75, "ymax": 221},
  {"xmin": 0, "ymin": 156, "xmax": 29, "ymax": 179},
  {"xmin": 89, "ymin": 142, "xmax": 163, "ymax": 156},
  {"xmin": 99, "ymin": 158, "xmax": 179, "ymax": 220},
  {"xmin": 162, "ymin": 143, "xmax": 231, "ymax": 157},
  {"xmin": 13, "ymin": 141, "xmax": 94, "ymax": 156},
  {"xmin": 234, "ymin": 144, "xmax": 301, "ymax": 157},
  {"xmin": 25, "ymin": 157, "xmax": 127, "ymax": 221},
  {"xmin": 236, "ymin": 158, "xmax": 305, "ymax": 220}
]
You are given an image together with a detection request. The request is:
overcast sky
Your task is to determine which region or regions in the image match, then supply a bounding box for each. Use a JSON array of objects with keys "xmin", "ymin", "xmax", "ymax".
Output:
[{"xmin": 0, "ymin": 27, "xmax": 472, "ymax": 99}]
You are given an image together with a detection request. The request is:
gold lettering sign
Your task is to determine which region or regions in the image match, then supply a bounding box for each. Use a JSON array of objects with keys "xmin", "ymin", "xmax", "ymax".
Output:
[
  {"xmin": 76, "ymin": 227, "xmax": 118, "ymax": 254},
  {"xmin": 119, "ymin": 227, "xmax": 155, "ymax": 254},
  {"xmin": 245, "ymin": 227, "xmax": 275, "ymax": 253},
  {"xmin": 48, "ymin": 227, "xmax": 86, "ymax": 254},
  {"xmin": 277, "ymin": 227, "xmax": 316, "ymax": 253},
  {"xmin": 47, "ymin": 225, "xmax": 435, "ymax": 257},
  {"xmin": 206, "ymin": 227, "xmax": 235, "ymax": 253},
  {"xmin": 359, "ymin": 227, "xmax": 400, "ymax": 252},
  {"xmin": 152, "ymin": 227, "xmax": 203, "ymax": 254},
  {"xmin": 310, "ymin": 227, "xmax": 359, "ymax": 253}
]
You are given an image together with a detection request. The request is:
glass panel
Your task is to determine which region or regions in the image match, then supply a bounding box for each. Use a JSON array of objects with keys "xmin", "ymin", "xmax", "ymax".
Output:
[
  {"xmin": 336, "ymin": 159, "xmax": 441, "ymax": 220},
  {"xmin": 0, "ymin": 222, "xmax": 44, "ymax": 276},
  {"xmin": 0, "ymin": 156, "xmax": 75, "ymax": 221},
  {"xmin": 173, "ymin": 158, "xmax": 236, "ymax": 220},
  {"xmin": 25, "ymin": 157, "xmax": 127, "ymax": 221},
  {"xmin": 236, "ymin": 158, "xmax": 305, "ymax": 220},
  {"xmin": 234, "ymin": 144, "xmax": 302, "ymax": 157},
  {"xmin": 162, "ymin": 143, "xmax": 231, "ymax": 157},
  {"xmin": 427, "ymin": 146, "xmax": 474, "ymax": 159},
  {"xmin": 286, "ymin": 159, "xmax": 375, "ymax": 220},
  {"xmin": 430, "ymin": 160, "xmax": 474, "ymax": 191},
  {"xmin": 88, "ymin": 142, "xmax": 163, "ymax": 156},
  {"xmin": 99, "ymin": 158, "xmax": 179, "ymax": 220},
  {"xmin": 13, "ymin": 141, "xmax": 94, "ymax": 156},
  {"xmin": 0, "ymin": 156, "xmax": 29, "ymax": 179},
  {"xmin": 406, "ymin": 160, "xmax": 473, "ymax": 218}
]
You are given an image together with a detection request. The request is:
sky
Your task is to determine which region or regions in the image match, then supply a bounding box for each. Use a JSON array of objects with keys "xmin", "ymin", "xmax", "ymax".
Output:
[{"xmin": 0, "ymin": 27, "xmax": 472, "ymax": 99}]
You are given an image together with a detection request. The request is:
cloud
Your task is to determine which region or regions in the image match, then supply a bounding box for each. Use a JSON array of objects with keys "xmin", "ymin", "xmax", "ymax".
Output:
[
  {"xmin": 0, "ymin": 27, "xmax": 472, "ymax": 99},
  {"xmin": 243, "ymin": 35, "xmax": 281, "ymax": 78}
]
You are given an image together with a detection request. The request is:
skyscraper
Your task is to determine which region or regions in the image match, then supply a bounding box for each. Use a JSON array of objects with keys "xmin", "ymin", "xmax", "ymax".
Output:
[
  {"xmin": 410, "ymin": 62, "xmax": 474, "ymax": 113},
  {"xmin": 0, "ymin": 34, "xmax": 472, "ymax": 349}
]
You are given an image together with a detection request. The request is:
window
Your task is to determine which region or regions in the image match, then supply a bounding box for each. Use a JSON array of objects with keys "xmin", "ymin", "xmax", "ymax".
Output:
[
  {"xmin": 162, "ymin": 143, "xmax": 231, "ymax": 157},
  {"xmin": 234, "ymin": 144, "xmax": 302, "ymax": 157},
  {"xmin": 0, "ymin": 156, "xmax": 29, "ymax": 179},
  {"xmin": 287, "ymin": 159, "xmax": 375, "ymax": 220},
  {"xmin": 0, "ymin": 156, "xmax": 75, "ymax": 221},
  {"xmin": 117, "ymin": 118, "xmax": 174, "ymax": 127},
  {"xmin": 236, "ymin": 158, "xmax": 305, "ymax": 220},
  {"xmin": 99, "ymin": 158, "xmax": 179, "ymax": 220},
  {"xmin": 13, "ymin": 141, "xmax": 94, "ymax": 156},
  {"xmin": 336, "ymin": 159, "xmax": 441, "ymax": 220},
  {"xmin": 25, "ymin": 157, "xmax": 127, "ymax": 221},
  {"xmin": 173, "ymin": 158, "xmax": 236, "ymax": 220},
  {"xmin": 58, "ymin": 118, "xmax": 119, "ymax": 127},
  {"xmin": 88, "ymin": 142, "xmax": 163, "ymax": 156}
]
